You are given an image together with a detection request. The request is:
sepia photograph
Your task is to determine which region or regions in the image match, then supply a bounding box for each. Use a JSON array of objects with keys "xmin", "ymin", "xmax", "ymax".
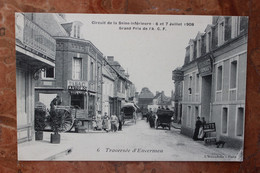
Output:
[{"xmin": 15, "ymin": 13, "xmax": 248, "ymax": 161}]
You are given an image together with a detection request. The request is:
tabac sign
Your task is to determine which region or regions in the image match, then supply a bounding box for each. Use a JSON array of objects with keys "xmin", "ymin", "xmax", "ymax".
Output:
[
  {"xmin": 197, "ymin": 54, "xmax": 213, "ymax": 76},
  {"xmin": 67, "ymin": 80, "xmax": 88, "ymax": 91}
]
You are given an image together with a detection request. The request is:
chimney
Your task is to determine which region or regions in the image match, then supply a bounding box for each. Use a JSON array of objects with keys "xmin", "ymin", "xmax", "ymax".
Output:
[{"xmin": 107, "ymin": 56, "xmax": 114, "ymax": 61}]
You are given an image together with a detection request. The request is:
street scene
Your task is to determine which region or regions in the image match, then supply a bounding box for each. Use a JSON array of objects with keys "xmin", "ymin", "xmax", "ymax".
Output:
[{"xmin": 16, "ymin": 13, "xmax": 248, "ymax": 161}]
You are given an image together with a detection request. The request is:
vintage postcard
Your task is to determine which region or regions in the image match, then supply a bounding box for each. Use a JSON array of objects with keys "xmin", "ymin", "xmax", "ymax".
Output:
[{"xmin": 16, "ymin": 13, "xmax": 248, "ymax": 161}]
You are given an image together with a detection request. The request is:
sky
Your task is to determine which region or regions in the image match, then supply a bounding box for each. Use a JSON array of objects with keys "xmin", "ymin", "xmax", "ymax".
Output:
[{"xmin": 65, "ymin": 14, "xmax": 212, "ymax": 96}]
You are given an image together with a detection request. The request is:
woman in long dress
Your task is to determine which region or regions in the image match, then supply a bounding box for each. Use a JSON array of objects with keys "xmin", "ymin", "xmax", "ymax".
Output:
[
  {"xmin": 102, "ymin": 112, "xmax": 110, "ymax": 132},
  {"xmin": 96, "ymin": 112, "xmax": 102, "ymax": 130}
]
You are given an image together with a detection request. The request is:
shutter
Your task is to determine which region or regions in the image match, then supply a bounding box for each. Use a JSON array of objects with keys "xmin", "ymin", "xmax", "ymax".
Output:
[
  {"xmin": 201, "ymin": 35, "xmax": 206, "ymax": 55},
  {"xmin": 239, "ymin": 16, "xmax": 248, "ymax": 34},
  {"xmin": 225, "ymin": 17, "xmax": 232, "ymax": 41},
  {"xmin": 193, "ymin": 41, "xmax": 197, "ymax": 60},
  {"xmin": 184, "ymin": 46, "xmax": 190, "ymax": 64},
  {"xmin": 212, "ymin": 25, "xmax": 218, "ymax": 49}
]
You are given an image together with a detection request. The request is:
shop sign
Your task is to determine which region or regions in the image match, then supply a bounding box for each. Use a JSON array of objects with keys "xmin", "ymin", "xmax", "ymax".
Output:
[
  {"xmin": 67, "ymin": 80, "xmax": 88, "ymax": 91},
  {"xmin": 197, "ymin": 54, "xmax": 213, "ymax": 76},
  {"xmin": 203, "ymin": 123, "xmax": 216, "ymax": 133}
]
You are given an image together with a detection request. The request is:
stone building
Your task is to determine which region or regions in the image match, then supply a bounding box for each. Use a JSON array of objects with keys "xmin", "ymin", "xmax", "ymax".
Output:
[
  {"xmin": 105, "ymin": 56, "xmax": 135, "ymax": 116},
  {"xmin": 180, "ymin": 16, "xmax": 248, "ymax": 148},
  {"xmin": 152, "ymin": 91, "xmax": 172, "ymax": 109},
  {"xmin": 138, "ymin": 87, "xmax": 154, "ymax": 113},
  {"xmin": 16, "ymin": 13, "xmax": 56, "ymax": 142},
  {"xmin": 34, "ymin": 14, "xmax": 103, "ymax": 119},
  {"xmin": 172, "ymin": 67, "xmax": 183, "ymax": 123}
]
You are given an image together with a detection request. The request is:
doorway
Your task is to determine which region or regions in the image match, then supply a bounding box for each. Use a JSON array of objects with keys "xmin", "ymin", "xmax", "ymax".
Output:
[{"xmin": 201, "ymin": 75, "xmax": 212, "ymax": 122}]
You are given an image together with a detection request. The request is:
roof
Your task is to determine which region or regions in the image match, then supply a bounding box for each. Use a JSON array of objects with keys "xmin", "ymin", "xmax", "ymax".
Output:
[
  {"xmin": 61, "ymin": 23, "xmax": 73, "ymax": 35},
  {"xmin": 102, "ymin": 66, "xmax": 115, "ymax": 81},
  {"xmin": 139, "ymin": 87, "xmax": 154, "ymax": 99}
]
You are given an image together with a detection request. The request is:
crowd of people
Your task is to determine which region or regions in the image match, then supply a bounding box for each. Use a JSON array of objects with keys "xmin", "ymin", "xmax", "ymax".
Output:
[{"xmin": 92, "ymin": 112, "xmax": 123, "ymax": 132}]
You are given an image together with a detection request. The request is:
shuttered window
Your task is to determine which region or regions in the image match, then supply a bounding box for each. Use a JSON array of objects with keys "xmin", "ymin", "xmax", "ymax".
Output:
[
  {"xmin": 212, "ymin": 25, "xmax": 218, "ymax": 49},
  {"xmin": 73, "ymin": 57, "xmax": 82, "ymax": 80},
  {"xmin": 225, "ymin": 17, "xmax": 232, "ymax": 41}
]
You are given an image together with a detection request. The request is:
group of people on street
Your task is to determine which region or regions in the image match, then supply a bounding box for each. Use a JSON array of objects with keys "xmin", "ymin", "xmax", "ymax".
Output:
[
  {"xmin": 193, "ymin": 116, "xmax": 207, "ymax": 141},
  {"xmin": 146, "ymin": 106, "xmax": 172, "ymax": 128},
  {"xmin": 92, "ymin": 112, "xmax": 123, "ymax": 132}
]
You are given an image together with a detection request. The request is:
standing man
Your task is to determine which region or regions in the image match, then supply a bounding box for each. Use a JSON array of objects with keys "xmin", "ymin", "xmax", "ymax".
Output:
[
  {"xmin": 110, "ymin": 114, "xmax": 118, "ymax": 132},
  {"xmin": 193, "ymin": 117, "xmax": 202, "ymax": 141},
  {"xmin": 50, "ymin": 95, "xmax": 62, "ymax": 111},
  {"xmin": 118, "ymin": 111, "xmax": 123, "ymax": 131}
]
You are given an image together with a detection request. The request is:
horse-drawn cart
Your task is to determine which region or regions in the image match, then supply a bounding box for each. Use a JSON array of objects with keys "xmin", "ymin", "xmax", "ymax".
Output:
[
  {"xmin": 45, "ymin": 105, "xmax": 91, "ymax": 132},
  {"xmin": 155, "ymin": 109, "xmax": 174, "ymax": 130},
  {"xmin": 121, "ymin": 103, "xmax": 138, "ymax": 124}
]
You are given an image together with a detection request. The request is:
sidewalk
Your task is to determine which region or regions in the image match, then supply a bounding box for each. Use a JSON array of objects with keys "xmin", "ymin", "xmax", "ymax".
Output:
[
  {"xmin": 171, "ymin": 121, "xmax": 182, "ymax": 129},
  {"xmin": 167, "ymin": 124, "xmax": 242, "ymax": 161},
  {"xmin": 18, "ymin": 132, "xmax": 73, "ymax": 161}
]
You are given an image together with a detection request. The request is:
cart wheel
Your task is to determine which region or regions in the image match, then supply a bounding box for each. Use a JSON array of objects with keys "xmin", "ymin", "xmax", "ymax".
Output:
[{"xmin": 59, "ymin": 109, "xmax": 74, "ymax": 132}]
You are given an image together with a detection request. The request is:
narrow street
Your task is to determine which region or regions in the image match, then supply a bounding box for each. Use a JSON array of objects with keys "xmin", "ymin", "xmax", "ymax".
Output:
[{"xmin": 60, "ymin": 118, "xmax": 240, "ymax": 161}]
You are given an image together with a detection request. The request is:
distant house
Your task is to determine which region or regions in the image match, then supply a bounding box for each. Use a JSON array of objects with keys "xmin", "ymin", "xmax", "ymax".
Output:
[
  {"xmin": 138, "ymin": 87, "xmax": 154, "ymax": 113},
  {"xmin": 152, "ymin": 91, "xmax": 172, "ymax": 109}
]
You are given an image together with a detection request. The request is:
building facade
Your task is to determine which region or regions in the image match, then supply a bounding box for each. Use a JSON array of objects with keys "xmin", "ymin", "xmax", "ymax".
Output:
[
  {"xmin": 102, "ymin": 65, "xmax": 115, "ymax": 116},
  {"xmin": 105, "ymin": 56, "xmax": 136, "ymax": 116},
  {"xmin": 16, "ymin": 13, "xmax": 56, "ymax": 143},
  {"xmin": 138, "ymin": 87, "xmax": 154, "ymax": 113},
  {"xmin": 172, "ymin": 68, "xmax": 184, "ymax": 123},
  {"xmin": 34, "ymin": 14, "xmax": 103, "ymax": 119},
  {"xmin": 180, "ymin": 16, "xmax": 248, "ymax": 148}
]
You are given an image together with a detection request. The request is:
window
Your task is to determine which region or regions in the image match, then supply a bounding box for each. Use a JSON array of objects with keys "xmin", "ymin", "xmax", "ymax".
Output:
[
  {"xmin": 73, "ymin": 57, "xmax": 82, "ymax": 80},
  {"xmin": 218, "ymin": 21, "xmax": 225, "ymax": 46},
  {"xmin": 197, "ymin": 38, "xmax": 201, "ymax": 58},
  {"xmin": 90, "ymin": 62, "xmax": 94, "ymax": 81},
  {"xmin": 193, "ymin": 41, "xmax": 197, "ymax": 60},
  {"xmin": 77, "ymin": 25, "xmax": 80, "ymax": 38},
  {"xmin": 187, "ymin": 106, "xmax": 192, "ymax": 127},
  {"xmin": 188, "ymin": 76, "xmax": 192, "ymax": 94},
  {"xmin": 190, "ymin": 44, "xmax": 194, "ymax": 61},
  {"xmin": 206, "ymin": 31, "xmax": 212, "ymax": 52},
  {"xmin": 117, "ymin": 80, "xmax": 121, "ymax": 92},
  {"xmin": 196, "ymin": 74, "xmax": 200, "ymax": 93},
  {"xmin": 231, "ymin": 17, "xmax": 238, "ymax": 38},
  {"xmin": 42, "ymin": 67, "xmax": 55, "ymax": 79},
  {"xmin": 239, "ymin": 16, "xmax": 248, "ymax": 34},
  {"xmin": 230, "ymin": 60, "xmax": 237, "ymax": 89},
  {"xmin": 236, "ymin": 107, "xmax": 244, "ymax": 136},
  {"xmin": 217, "ymin": 66, "xmax": 223, "ymax": 90},
  {"xmin": 195, "ymin": 106, "xmax": 199, "ymax": 118},
  {"xmin": 122, "ymin": 81, "xmax": 125, "ymax": 93},
  {"xmin": 222, "ymin": 107, "xmax": 228, "ymax": 134},
  {"xmin": 224, "ymin": 17, "xmax": 232, "ymax": 41},
  {"xmin": 73, "ymin": 25, "xmax": 77, "ymax": 37}
]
